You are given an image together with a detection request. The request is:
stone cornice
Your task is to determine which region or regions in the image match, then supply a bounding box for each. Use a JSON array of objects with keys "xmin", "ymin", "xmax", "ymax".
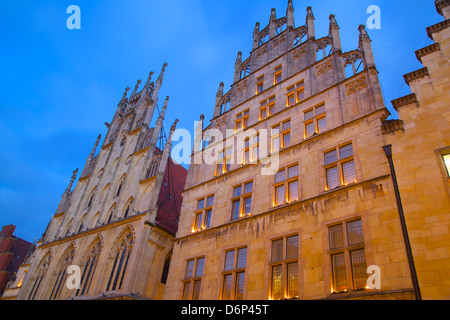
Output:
[
  {"xmin": 391, "ymin": 93, "xmax": 418, "ymax": 111},
  {"xmin": 435, "ymin": 0, "xmax": 450, "ymax": 16},
  {"xmin": 427, "ymin": 19, "xmax": 450, "ymax": 39},
  {"xmin": 382, "ymin": 119, "xmax": 404, "ymax": 134},
  {"xmin": 415, "ymin": 42, "xmax": 441, "ymax": 62},
  {"xmin": 403, "ymin": 67, "xmax": 429, "ymax": 85}
]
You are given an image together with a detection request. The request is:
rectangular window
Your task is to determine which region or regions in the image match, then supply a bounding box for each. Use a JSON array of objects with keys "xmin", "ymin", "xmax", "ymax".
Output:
[
  {"xmin": 273, "ymin": 164, "xmax": 299, "ymax": 206},
  {"xmin": 329, "ymin": 219, "xmax": 366, "ymax": 293},
  {"xmin": 443, "ymin": 153, "xmax": 450, "ymax": 177},
  {"xmin": 304, "ymin": 104, "xmax": 326, "ymax": 138},
  {"xmin": 182, "ymin": 257, "xmax": 205, "ymax": 300},
  {"xmin": 231, "ymin": 181, "xmax": 253, "ymax": 220},
  {"xmin": 256, "ymin": 76, "xmax": 264, "ymax": 94},
  {"xmin": 222, "ymin": 247, "xmax": 247, "ymax": 300},
  {"xmin": 270, "ymin": 235, "xmax": 299, "ymax": 300},
  {"xmin": 324, "ymin": 143, "xmax": 356, "ymax": 190},
  {"xmin": 235, "ymin": 110, "xmax": 249, "ymax": 132},
  {"xmin": 287, "ymin": 81, "xmax": 305, "ymax": 107},
  {"xmin": 250, "ymin": 135, "xmax": 259, "ymax": 163},
  {"xmin": 274, "ymin": 66, "xmax": 282, "ymax": 85},
  {"xmin": 272, "ymin": 119, "xmax": 291, "ymax": 153},
  {"xmin": 192, "ymin": 195, "xmax": 214, "ymax": 232},
  {"xmin": 260, "ymin": 96, "xmax": 275, "ymax": 121}
]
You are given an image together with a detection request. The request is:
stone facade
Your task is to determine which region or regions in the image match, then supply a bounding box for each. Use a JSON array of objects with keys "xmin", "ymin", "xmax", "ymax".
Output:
[
  {"xmin": 2, "ymin": 64, "xmax": 188, "ymax": 300},
  {"xmin": 163, "ymin": 1, "xmax": 449, "ymax": 300}
]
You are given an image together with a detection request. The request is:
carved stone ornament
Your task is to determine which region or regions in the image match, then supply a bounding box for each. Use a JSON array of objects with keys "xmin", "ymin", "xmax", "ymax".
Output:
[
  {"xmin": 235, "ymin": 79, "xmax": 248, "ymax": 93},
  {"xmin": 292, "ymin": 46, "xmax": 307, "ymax": 61},
  {"xmin": 214, "ymin": 114, "xmax": 228, "ymax": 129},
  {"xmin": 316, "ymin": 59, "xmax": 334, "ymax": 76},
  {"xmin": 345, "ymin": 76, "xmax": 367, "ymax": 95}
]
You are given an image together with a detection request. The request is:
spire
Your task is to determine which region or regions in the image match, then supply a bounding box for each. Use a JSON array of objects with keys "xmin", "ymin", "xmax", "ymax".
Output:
[
  {"xmin": 89, "ymin": 134, "xmax": 102, "ymax": 158},
  {"xmin": 65, "ymin": 169, "xmax": 78, "ymax": 195},
  {"xmin": 306, "ymin": 6, "xmax": 315, "ymax": 39},
  {"xmin": 118, "ymin": 87, "xmax": 130, "ymax": 107},
  {"xmin": 213, "ymin": 82, "xmax": 224, "ymax": 118},
  {"xmin": 252, "ymin": 22, "xmax": 261, "ymax": 50},
  {"xmin": 143, "ymin": 71, "xmax": 155, "ymax": 91},
  {"xmin": 132, "ymin": 79, "xmax": 142, "ymax": 95},
  {"xmin": 358, "ymin": 24, "xmax": 375, "ymax": 68},
  {"xmin": 192, "ymin": 114, "xmax": 205, "ymax": 161},
  {"xmin": 286, "ymin": 0, "xmax": 295, "ymax": 28},
  {"xmin": 269, "ymin": 8, "xmax": 277, "ymax": 38},
  {"xmin": 329, "ymin": 14, "xmax": 341, "ymax": 52}
]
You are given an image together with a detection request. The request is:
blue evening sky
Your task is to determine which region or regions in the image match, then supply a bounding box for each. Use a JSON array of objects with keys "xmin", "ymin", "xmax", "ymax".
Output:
[{"xmin": 0, "ymin": 0, "xmax": 442, "ymax": 242}]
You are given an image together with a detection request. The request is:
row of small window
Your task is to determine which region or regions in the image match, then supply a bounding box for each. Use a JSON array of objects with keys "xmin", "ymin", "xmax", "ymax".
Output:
[
  {"xmin": 220, "ymin": 108, "xmax": 327, "ymax": 178},
  {"xmin": 183, "ymin": 219, "xmax": 366, "ymax": 300},
  {"xmin": 195, "ymin": 145, "xmax": 356, "ymax": 232},
  {"xmin": 235, "ymin": 80, "xmax": 307, "ymax": 132}
]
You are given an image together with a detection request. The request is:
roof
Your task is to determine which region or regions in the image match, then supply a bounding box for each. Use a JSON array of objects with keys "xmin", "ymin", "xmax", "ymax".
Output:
[{"xmin": 155, "ymin": 158, "xmax": 188, "ymax": 235}]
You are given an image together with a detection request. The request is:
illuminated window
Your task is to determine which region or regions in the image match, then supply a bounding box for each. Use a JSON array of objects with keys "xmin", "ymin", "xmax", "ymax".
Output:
[
  {"xmin": 250, "ymin": 134, "xmax": 259, "ymax": 163},
  {"xmin": 324, "ymin": 143, "xmax": 356, "ymax": 190},
  {"xmin": 304, "ymin": 104, "xmax": 326, "ymax": 138},
  {"xmin": 256, "ymin": 76, "xmax": 264, "ymax": 94},
  {"xmin": 259, "ymin": 96, "xmax": 275, "ymax": 121},
  {"xmin": 235, "ymin": 109, "xmax": 249, "ymax": 132},
  {"xmin": 231, "ymin": 182, "xmax": 253, "ymax": 220},
  {"xmin": 271, "ymin": 119, "xmax": 291, "ymax": 153},
  {"xmin": 273, "ymin": 164, "xmax": 299, "ymax": 206},
  {"xmin": 182, "ymin": 257, "xmax": 205, "ymax": 300},
  {"xmin": 274, "ymin": 66, "xmax": 282, "ymax": 85},
  {"xmin": 329, "ymin": 219, "xmax": 366, "ymax": 293},
  {"xmin": 193, "ymin": 196, "xmax": 214, "ymax": 232},
  {"xmin": 270, "ymin": 235, "xmax": 299, "ymax": 300},
  {"xmin": 222, "ymin": 247, "xmax": 247, "ymax": 300},
  {"xmin": 287, "ymin": 81, "xmax": 305, "ymax": 107}
]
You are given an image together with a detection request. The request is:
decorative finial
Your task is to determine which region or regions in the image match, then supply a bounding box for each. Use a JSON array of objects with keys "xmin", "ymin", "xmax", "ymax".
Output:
[
  {"xmin": 132, "ymin": 79, "xmax": 142, "ymax": 94},
  {"xmin": 170, "ymin": 119, "xmax": 179, "ymax": 133},
  {"xmin": 329, "ymin": 14, "xmax": 339, "ymax": 30},
  {"xmin": 358, "ymin": 24, "xmax": 371, "ymax": 42},
  {"xmin": 307, "ymin": 6, "xmax": 314, "ymax": 19}
]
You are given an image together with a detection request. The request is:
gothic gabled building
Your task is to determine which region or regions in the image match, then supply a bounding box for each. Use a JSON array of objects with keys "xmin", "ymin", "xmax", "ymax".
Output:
[
  {"xmin": 163, "ymin": 0, "xmax": 450, "ymax": 300},
  {"xmin": 6, "ymin": 64, "xmax": 187, "ymax": 300}
]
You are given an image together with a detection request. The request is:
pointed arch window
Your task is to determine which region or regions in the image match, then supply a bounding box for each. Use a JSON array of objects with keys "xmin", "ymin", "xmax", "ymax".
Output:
[
  {"xmin": 116, "ymin": 175, "xmax": 126, "ymax": 197},
  {"xmin": 123, "ymin": 198, "xmax": 133, "ymax": 219},
  {"xmin": 76, "ymin": 240, "xmax": 102, "ymax": 297},
  {"xmin": 161, "ymin": 250, "xmax": 173, "ymax": 284},
  {"xmin": 86, "ymin": 187, "xmax": 97, "ymax": 209},
  {"xmin": 27, "ymin": 253, "xmax": 51, "ymax": 300},
  {"xmin": 106, "ymin": 232, "xmax": 134, "ymax": 292},
  {"xmin": 49, "ymin": 247, "xmax": 75, "ymax": 300}
]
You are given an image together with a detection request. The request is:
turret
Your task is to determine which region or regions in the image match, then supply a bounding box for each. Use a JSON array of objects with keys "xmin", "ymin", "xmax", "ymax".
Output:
[
  {"xmin": 306, "ymin": 6, "xmax": 315, "ymax": 39},
  {"xmin": 358, "ymin": 24, "xmax": 375, "ymax": 68},
  {"xmin": 269, "ymin": 8, "xmax": 277, "ymax": 39},
  {"xmin": 233, "ymin": 52, "xmax": 243, "ymax": 83},
  {"xmin": 213, "ymin": 82, "xmax": 224, "ymax": 118},
  {"xmin": 329, "ymin": 14, "xmax": 342, "ymax": 52},
  {"xmin": 252, "ymin": 22, "xmax": 260, "ymax": 50},
  {"xmin": 286, "ymin": 0, "xmax": 295, "ymax": 29}
]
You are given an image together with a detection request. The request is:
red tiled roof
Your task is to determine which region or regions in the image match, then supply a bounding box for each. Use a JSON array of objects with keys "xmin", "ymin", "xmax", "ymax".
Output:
[{"xmin": 155, "ymin": 158, "xmax": 188, "ymax": 235}]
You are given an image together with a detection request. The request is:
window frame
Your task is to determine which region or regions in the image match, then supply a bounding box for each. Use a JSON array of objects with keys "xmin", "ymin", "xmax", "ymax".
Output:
[
  {"xmin": 304, "ymin": 103, "xmax": 326, "ymax": 139},
  {"xmin": 221, "ymin": 247, "xmax": 248, "ymax": 300},
  {"xmin": 324, "ymin": 143, "xmax": 357, "ymax": 191},
  {"xmin": 259, "ymin": 96, "xmax": 276, "ymax": 121},
  {"xmin": 328, "ymin": 218, "xmax": 367, "ymax": 294},
  {"xmin": 181, "ymin": 256, "xmax": 206, "ymax": 300},
  {"xmin": 273, "ymin": 164, "xmax": 299, "ymax": 207},
  {"xmin": 231, "ymin": 181, "xmax": 253, "ymax": 221},
  {"xmin": 271, "ymin": 119, "xmax": 291, "ymax": 153},
  {"xmin": 192, "ymin": 195, "xmax": 215, "ymax": 232},
  {"xmin": 274, "ymin": 65, "xmax": 282, "ymax": 85},
  {"xmin": 287, "ymin": 81, "xmax": 305, "ymax": 107},
  {"xmin": 269, "ymin": 234, "xmax": 300, "ymax": 300},
  {"xmin": 256, "ymin": 75, "xmax": 264, "ymax": 95}
]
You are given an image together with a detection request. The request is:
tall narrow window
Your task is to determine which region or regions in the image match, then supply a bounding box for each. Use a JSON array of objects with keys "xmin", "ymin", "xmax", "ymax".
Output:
[
  {"xmin": 328, "ymin": 219, "xmax": 366, "ymax": 293},
  {"xmin": 27, "ymin": 253, "xmax": 52, "ymax": 300},
  {"xmin": 222, "ymin": 247, "xmax": 247, "ymax": 300},
  {"xmin": 250, "ymin": 134, "xmax": 259, "ymax": 163},
  {"xmin": 324, "ymin": 143, "xmax": 356, "ymax": 191},
  {"xmin": 231, "ymin": 181, "xmax": 253, "ymax": 220},
  {"xmin": 270, "ymin": 235, "xmax": 299, "ymax": 300},
  {"xmin": 106, "ymin": 232, "xmax": 134, "ymax": 292},
  {"xmin": 49, "ymin": 247, "xmax": 75, "ymax": 300},
  {"xmin": 273, "ymin": 164, "xmax": 299, "ymax": 206},
  {"xmin": 182, "ymin": 257, "xmax": 205, "ymax": 300},
  {"xmin": 304, "ymin": 104, "xmax": 326, "ymax": 138},
  {"xmin": 192, "ymin": 195, "xmax": 215, "ymax": 232},
  {"xmin": 256, "ymin": 76, "xmax": 264, "ymax": 94},
  {"xmin": 77, "ymin": 240, "xmax": 102, "ymax": 296},
  {"xmin": 271, "ymin": 119, "xmax": 291, "ymax": 153},
  {"xmin": 274, "ymin": 66, "xmax": 282, "ymax": 85}
]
